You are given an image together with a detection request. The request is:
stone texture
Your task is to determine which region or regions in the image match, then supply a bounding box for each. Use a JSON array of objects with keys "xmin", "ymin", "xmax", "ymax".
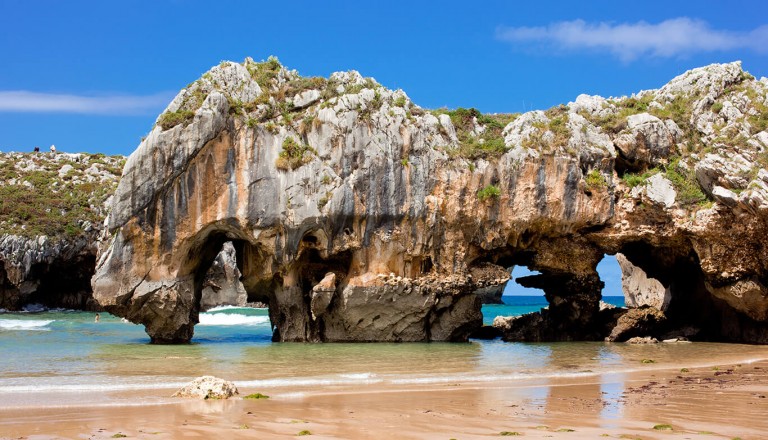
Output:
[
  {"xmin": 616, "ymin": 253, "xmax": 670, "ymax": 311},
  {"xmin": 626, "ymin": 336, "xmax": 659, "ymax": 344},
  {"xmin": 172, "ymin": 376, "xmax": 238, "ymax": 399},
  {"xmin": 90, "ymin": 59, "xmax": 768, "ymax": 344},
  {"xmin": 200, "ymin": 241, "xmax": 248, "ymax": 311},
  {"xmin": 643, "ymin": 174, "xmax": 677, "ymax": 208},
  {"xmin": 615, "ymin": 113, "xmax": 680, "ymax": 168},
  {"xmin": 606, "ymin": 307, "xmax": 667, "ymax": 342}
]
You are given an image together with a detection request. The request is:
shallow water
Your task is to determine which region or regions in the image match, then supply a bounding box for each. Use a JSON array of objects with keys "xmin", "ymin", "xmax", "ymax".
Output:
[{"xmin": 1, "ymin": 297, "xmax": 766, "ymax": 408}]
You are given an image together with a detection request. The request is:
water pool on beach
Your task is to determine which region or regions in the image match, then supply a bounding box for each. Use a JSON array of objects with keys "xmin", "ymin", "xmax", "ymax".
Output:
[{"xmin": 1, "ymin": 299, "xmax": 766, "ymax": 408}]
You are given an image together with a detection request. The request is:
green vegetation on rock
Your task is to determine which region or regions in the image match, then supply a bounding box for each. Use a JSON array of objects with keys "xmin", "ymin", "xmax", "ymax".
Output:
[
  {"xmin": 585, "ymin": 169, "xmax": 607, "ymax": 188},
  {"xmin": 477, "ymin": 184, "xmax": 501, "ymax": 202},
  {"xmin": 0, "ymin": 153, "xmax": 124, "ymax": 239},
  {"xmin": 661, "ymin": 156, "xmax": 708, "ymax": 206},
  {"xmin": 158, "ymin": 109, "xmax": 195, "ymax": 130},
  {"xmin": 243, "ymin": 393, "xmax": 270, "ymax": 399},
  {"xmin": 276, "ymin": 137, "xmax": 315, "ymax": 171},
  {"xmin": 433, "ymin": 107, "xmax": 518, "ymax": 160}
]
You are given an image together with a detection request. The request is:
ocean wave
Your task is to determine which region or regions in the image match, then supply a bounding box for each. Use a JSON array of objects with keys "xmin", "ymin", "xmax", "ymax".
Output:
[
  {"xmin": 205, "ymin": 305, "xmax": 249, "ymax": 312},
  {"xmin": 0, "ymin": 319, "xmax": 54, "ymax": 330},
  {"xmin": 237, "ymin": 376, "xmax": 385, "ymax": 388},
  {"xmin": 339, "ymin": 372, "xmax": 378, "ymax": 379},
  {"xmin": 198, "ymin": 313, "xmax": 270, "ymax": 326},
  {"xmin": 0, "ymin": 380, "xmax": 187, "ymax": 393},
  {"xmin": 21, "ymin": 304, "xmax": 47, "ymax": 312}
]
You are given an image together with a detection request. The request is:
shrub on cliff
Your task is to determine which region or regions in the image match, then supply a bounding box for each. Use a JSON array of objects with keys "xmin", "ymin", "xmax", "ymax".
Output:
[
  {"xmin": 158, "ymin": 109, "xmax": 195, "ymax": 130},
  {"xmin": 276, "ymin": 137, "xmax": 315, "ymax": 171},
  {"xmin": 477, "ymin": 184, "xmax": 501, "ymax": 201},
  {"xmin": 585, "ymin": 169, "xmax": 607, "ymax": 188},
  {"xmin": 434, "ymin": 107, "xmax": 518, "ymax": 160}
]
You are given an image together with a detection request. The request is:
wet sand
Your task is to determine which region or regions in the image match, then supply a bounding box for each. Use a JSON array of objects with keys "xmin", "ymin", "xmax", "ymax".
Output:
[{"xmin": 2, "ymin": 359, "xmax": 767, "ymax": 440}]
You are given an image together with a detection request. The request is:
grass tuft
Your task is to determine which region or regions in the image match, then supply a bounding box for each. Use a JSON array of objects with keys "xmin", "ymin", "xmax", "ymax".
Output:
[
  {"xmin": 477, "ymin": 184, "xmax": 501, "ymax": 202},
  {"xmin": 276, "ymin": 137, "xmax": 315, "ymax": 171}
]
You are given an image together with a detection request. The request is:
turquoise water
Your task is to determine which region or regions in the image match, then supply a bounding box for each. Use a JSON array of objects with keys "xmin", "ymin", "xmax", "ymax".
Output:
[
  {"xmin": 482, "ymin": 295, "xmax": 626, "ymax": 325},
  {"xmin": 1, "ymin": 298, "xmax": 765, "ymax": 409}
]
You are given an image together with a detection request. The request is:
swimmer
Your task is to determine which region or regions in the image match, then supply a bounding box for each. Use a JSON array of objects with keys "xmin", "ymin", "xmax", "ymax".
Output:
[{"xmin": 95, "ymin": 313, "xmax": 100, "ymax": 323}]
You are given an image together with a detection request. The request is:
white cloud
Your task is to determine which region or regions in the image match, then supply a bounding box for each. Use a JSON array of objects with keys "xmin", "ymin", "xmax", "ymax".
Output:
[
  {"xmin": 496, "ymin": 18, "xmax": 768, "ymax": 62},
  {"xmin": 0, "ymin": 90, "xmax": 175, "ymax": 115}
]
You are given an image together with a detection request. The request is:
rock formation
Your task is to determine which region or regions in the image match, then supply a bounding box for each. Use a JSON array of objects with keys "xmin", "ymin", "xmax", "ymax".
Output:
[
  {"xmin": 615, "ymin": 253, "xmax": 670, "ymax": 310},
  {"xmin": 0, "ymin": 152, "xmax": 124, "ymax": 310},
  {"xmin": 472, "ymin": 263, "xmax": 510, "ymax": 304},
  {"xmin": 199, "ymin": 241, "xmax": 248, "ymax": 311},
  {"xmin": 91, "ymin": 58, "xmax": 768, "ymax": 344}
]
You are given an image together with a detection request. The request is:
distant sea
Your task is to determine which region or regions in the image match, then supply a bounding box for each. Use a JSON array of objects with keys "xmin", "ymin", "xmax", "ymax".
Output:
[
  {"xmin": 482, "ymin": 295, "xmax": 625, "ymax": 325},
  {"xmin": 2, "ymin": 295, "xmax": 765, "ymax": 410}
]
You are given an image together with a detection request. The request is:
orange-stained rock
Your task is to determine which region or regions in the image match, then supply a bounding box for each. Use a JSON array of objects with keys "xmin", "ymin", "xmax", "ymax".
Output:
[{"xmin": 91, "ymin": 59, "xmax": 768, "ymax": 343}]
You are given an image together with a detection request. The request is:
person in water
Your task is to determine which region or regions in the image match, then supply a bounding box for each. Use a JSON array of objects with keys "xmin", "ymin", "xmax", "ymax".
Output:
[{"xmin": 95, "ymin": 313, "xmax": 100, "ymax": 323}]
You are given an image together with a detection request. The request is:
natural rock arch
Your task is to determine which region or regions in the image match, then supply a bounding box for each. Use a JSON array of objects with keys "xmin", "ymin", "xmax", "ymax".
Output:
[{"xmin": 92, "ymin": 59, "xmax": 768, "ymax": 343}]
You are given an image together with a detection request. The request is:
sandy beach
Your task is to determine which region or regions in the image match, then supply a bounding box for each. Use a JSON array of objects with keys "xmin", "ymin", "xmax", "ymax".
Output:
[{"xmin": 2, "ymin": 358, "xmax": 767, "ymax": 440}]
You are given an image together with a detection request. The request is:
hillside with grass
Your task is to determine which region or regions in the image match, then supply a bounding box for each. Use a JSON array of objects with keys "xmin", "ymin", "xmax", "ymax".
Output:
[{"xmin": 0, "ymin": 152, "xmax": 124, "ymax": 239}]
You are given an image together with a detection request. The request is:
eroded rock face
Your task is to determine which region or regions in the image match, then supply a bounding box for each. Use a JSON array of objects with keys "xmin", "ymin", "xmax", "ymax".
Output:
[
  {"xmin": 606, "ymin": 307, "xmax": 667, "ymax": 342},
  {"xmin": 200, "ymin": 241, "xmax": 247, "ymax": 311},
  {"xmin": 92, "ymin": 59, "xmax": 768, "ymax": 343},
  {"xmin": 616, "ymin": 253, "xmax": 670, "ymax": 311},
  {"xmin": 0, "ymin": 153, "xmax": 123, "ymax": 311}
]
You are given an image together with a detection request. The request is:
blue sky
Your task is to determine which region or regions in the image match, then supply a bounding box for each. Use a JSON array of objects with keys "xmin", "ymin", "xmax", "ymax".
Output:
[
  {"xmin": 503, "ymin": 256, "xmax": 623, "ymax": 297},
  {"xmin": 4, "ymin": 1, "xmax": 752, "ymax": 293},
  {"xmin": 1, "ymin": 0, "xmax": 767, "ymax": 155}
]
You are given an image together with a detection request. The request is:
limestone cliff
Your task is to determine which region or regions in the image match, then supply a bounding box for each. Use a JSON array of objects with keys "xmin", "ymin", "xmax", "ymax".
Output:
[
  {"xmin": 92, "ymin": 58, "xmax": 768, "ymax": 343},
  {"xmin": 0, "ymin": 152, "xmax": 123, "ymax": 310}
]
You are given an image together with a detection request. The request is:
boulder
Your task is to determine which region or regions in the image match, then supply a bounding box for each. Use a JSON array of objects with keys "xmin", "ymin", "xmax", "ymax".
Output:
[
  {"xmin": 606, "ymin": 307, "xmax": 667, "ymax": 342},
  {"xmin": 172, "ymin": 376, "xmax": 239, "ymax": 399},
  {"xmin": 614, "ymin": 113, "xmax": 679, "ymax": 169},
  {"xmin": 626, "ymin": 336, "xmax": 659, "ymax": 344},
  {"xmin": 643, "ymin": 174, "xmax": 677, "ymax": 208}
]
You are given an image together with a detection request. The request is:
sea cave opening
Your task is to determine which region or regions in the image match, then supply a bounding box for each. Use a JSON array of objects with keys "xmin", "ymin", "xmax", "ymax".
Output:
[
  {"xmin": 186, "ymin": 229, "xmax": 277, "ymax": 343},
  {"xmin": 480, "ymin": 265, "xmax": 546, "ymax": 326},
  {"xmin": 596, "ymin": 254, "xmax": 625, "ymax": 308}
]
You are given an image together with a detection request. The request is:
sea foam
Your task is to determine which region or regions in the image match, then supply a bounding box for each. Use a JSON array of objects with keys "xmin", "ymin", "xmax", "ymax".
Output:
[
  {"xmin": 198, "ymin": 313, "xmax": 269, "ymax": 326},
  {"xmin": 0, "ymin": 319, "xmax": 53, "ymax": 330}
]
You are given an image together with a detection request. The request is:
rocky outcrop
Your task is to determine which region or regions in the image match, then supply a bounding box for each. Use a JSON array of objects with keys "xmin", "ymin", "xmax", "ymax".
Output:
[
  {"xmin": 92, "ymin": 58, "xmax": 768, "ymax": 343},
  {"xmin": 616, "ymin": 253, "xmax": 670, "ymax": 310},
  {"xmin": 605, "ymin": 307, "xmax": 668, "ymax": 342},
  {"xmin": 472, "ymin": 263, "xmax": 510, "ymax": 304},
  {"xmin": 0, "ymin": 153, "xmax": 124, "ymax": 310},
  {"xmin": 200, "ymin": 241, "xmax": 247, "ymax": 311}
]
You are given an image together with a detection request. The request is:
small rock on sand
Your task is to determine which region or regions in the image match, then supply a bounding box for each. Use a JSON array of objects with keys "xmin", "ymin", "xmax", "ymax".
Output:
[{"xmin": 172, "ymin": 376, "xmax": 239, "ymax": 399}]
